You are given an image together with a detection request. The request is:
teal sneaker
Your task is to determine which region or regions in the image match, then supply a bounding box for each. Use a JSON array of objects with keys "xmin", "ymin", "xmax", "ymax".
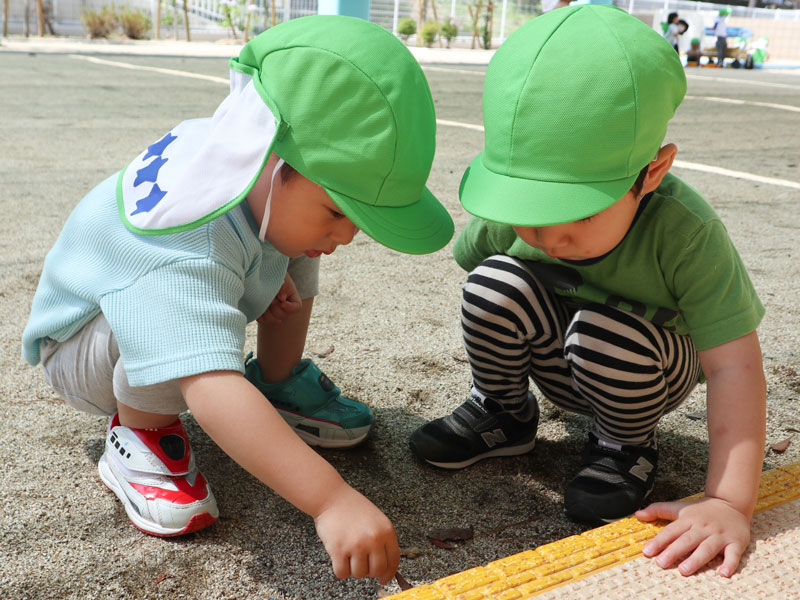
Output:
[{"xmin": 244, "ymin": 353, "xmax": 374, "ymax": 448}]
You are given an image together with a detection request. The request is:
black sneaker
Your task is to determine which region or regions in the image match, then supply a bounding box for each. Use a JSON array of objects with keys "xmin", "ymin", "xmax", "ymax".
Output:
[
  {"xmin": 409, "ymin": 393, "xmax": 539, "ymax": 469},
  {"xmin": 564, "ymin": 433, "xmax": 658, "ymax": 525}
]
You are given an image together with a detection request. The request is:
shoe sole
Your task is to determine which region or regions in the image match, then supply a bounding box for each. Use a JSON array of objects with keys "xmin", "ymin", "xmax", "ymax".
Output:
[
  {"xmin": 565, "ymin": 486, "xmax": 655, "ymax": 526},
  {"xmin": 276, "ymin": 407, "xmax": 373, "ymax": 449},
  {"xmin": 98, "ymin": 453, "xmax": 217, "ymax": 537},
  {"xmin": 416, "ymin": 436, "xmax": 537, "ymax": 470}
]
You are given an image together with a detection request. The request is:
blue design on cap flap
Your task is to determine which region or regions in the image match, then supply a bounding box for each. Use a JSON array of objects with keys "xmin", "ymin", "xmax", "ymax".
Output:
[
  {"xmin": 134, "ymin": 156, "xmax": 169, "ymax": 188},
  {"xmin": 130, "ymin": 184, "xmax": 167, "ymax": 215},
  {"xmin": 143, "ymin": 132, "xmax": 177, "ymax": 161}
]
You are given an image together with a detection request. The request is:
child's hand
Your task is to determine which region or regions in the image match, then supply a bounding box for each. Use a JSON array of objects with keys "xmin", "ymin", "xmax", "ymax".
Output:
[
  {"xmin": 636, "ymin": 496, "xmax": 751, "ymax": 577},
  {"xmin": 314, "ymin": 484, "xmax": 399, "ymax": 585},
  {"xmin": 257, "ymin": 273, "xmax": 301, "ymax": 324}
]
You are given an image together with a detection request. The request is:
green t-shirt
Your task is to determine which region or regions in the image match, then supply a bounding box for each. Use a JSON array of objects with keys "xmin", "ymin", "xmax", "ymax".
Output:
[{"xmin": 453, "ymin": 173, "xmax": 764, "ymax": 351}]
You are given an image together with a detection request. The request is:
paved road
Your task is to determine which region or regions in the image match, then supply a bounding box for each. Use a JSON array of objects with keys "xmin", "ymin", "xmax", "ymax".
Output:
[{"xmin": 1, "ymin": 44, "xmax": 799, "ymax": 600}]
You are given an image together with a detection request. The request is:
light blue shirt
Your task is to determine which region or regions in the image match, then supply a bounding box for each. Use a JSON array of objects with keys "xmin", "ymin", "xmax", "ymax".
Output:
[
  {"xmin": 22, "ymin": 173, "xmax": 289, "ymax": 386},
  {"xmin": 713, "ymin": 16, "xmax": 728, "ymax": 38}
]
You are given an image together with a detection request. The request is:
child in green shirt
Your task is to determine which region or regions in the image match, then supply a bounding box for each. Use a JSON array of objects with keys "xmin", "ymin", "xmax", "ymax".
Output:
[{"xmin": 411, "ymin": 5, "xmax": 765, "ymax": 578}]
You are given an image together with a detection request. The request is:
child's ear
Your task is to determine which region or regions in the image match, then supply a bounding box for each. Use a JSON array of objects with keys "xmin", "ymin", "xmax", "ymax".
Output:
[{"xmin": 641, "ymin": 144, "xmax": 677, "ymax": 195}]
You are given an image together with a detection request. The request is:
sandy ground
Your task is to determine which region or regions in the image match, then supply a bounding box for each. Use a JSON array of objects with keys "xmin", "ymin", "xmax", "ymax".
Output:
[{"xmin": 1, "ymin": 39, "xmax": 799, "ymax": 600}]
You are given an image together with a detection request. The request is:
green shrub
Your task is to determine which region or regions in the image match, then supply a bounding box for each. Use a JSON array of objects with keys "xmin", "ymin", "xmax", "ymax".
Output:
[
  {"xmin": 420, "ymin": 21, "xmax": 438, "ymax": 48},
  {"xmin": 480, "ymin": 12, "xmax": 492, "ymax": 50},
  {"xmin": 397, "ymin": 17, "xmax": 416, "ymax": 41},
  {"xmin": 81, "ymin": 6, "xmax": 117, "ymax": 39},
  {"xmin": 441, "ymin": 18, "xmax": 458, "ymax": 48},
  {"xmin": 160, "ymin": 8, "xmax": 184, "ymax": 28},
  {"xmin": 119, "ymin": 7, "xmax": 152, "ymax": 39},
  {"xmin": 219, "ymin": 0, "xmax": 246, "ymax": 38}
]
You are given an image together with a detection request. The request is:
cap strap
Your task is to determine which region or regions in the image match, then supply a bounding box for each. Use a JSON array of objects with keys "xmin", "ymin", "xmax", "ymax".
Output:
[{"xmin": 258, "ymin": 158, "xmax": 285, "ymax": 242}]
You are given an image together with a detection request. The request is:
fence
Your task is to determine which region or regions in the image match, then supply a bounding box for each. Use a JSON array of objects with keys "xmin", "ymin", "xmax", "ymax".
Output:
[
  {"xmin": 3, "ymin": 0, "xmax": 800, "ymax": 61},
  {"xmin": 2, "ymin": 0, "xmax": 538, "ymax": 44}
]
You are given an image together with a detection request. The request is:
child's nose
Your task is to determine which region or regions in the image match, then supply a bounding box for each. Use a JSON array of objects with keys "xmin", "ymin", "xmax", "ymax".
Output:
[
  {"xmin": 536, "ymin": 226, "xmax": 569, "ymax": 249},
  {"xmin": 331, "ymin": 221, "xmax": 359, "ymax": 246}
]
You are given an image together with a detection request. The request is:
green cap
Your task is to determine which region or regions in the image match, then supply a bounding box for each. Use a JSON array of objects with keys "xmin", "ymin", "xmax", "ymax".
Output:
[
  {"xmin": 459, "ymin": 5, "xmax": 686, "ymax": 226},
  {"xmin": 233, "ymin": 15, "xmax": 453, "ymax": 254},
  {"xmin": 719, "ymin": 7, "xmax": 732, "ymax": 15}
]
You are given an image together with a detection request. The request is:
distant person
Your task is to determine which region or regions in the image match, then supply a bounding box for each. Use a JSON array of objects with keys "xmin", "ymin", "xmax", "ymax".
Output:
[
  {"xmin": 411, "ymin": 5, "xmax": 765, "ymax": 579},
  {"xmin": 21, "ymin": 15, "xmax": 453, "ymax": 585},
  {"xmin": 686, "ymin": 36, "xmax": 703, "ymax": 66},
  {"xmin": 713, "ymin": 7, "xmax": 731, "ymax": 66},
  {"xmin": 662, "ymin": 11, "xmax": 682, "ymax": 53}
]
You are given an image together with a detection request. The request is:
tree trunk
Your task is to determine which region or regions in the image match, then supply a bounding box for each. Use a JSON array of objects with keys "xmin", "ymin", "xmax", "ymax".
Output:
[
  {"xmin": 417, "ymin": 0, "xmax": 424, "ymax": 46},
  {"xmin": 182, "ymin": 0, "xmax": 190, "ymax": 41},
  {"xmin": 35, "ymin": 0, "xmax": 44, "ymax": 35},
  {"xmin": 43, "ymin": 0, "xmax": 56, "ymax": 34},
  {"xmin": 429, "ymin": 0, "xmax": 442, "ymax": 48},
  {"xmin": 243, "ymin": 0, "xmax": 255, "ymax": 42},
  {"xmin": 468, "ymin": 2, "xmax": 483, "ymax": 50},
  {"xmin": 3, "ymin": 0, "xmax": 10, "ymax": 37},
  {"xmin": 225, "ymin": 6, "xmax": 238, "ymax": 39},
  {"xmin": 155, "ymin": 0, "xmax": 161, "ymax": 40}
]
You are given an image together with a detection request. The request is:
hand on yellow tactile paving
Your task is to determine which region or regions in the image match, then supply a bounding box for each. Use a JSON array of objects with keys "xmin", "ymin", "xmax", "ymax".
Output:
[{"xmin": 637, "ymin": 496, "xmax": 750, "ymax": 577}]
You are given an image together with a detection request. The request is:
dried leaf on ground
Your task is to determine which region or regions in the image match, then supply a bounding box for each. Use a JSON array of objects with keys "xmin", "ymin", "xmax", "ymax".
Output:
[
  {"xmin": 685, "ymin": 412, "xmax": 705, "ymax": 421},
  {"xmin": 312, "ymin": 344, "xmax": 335, "ymax": 358},
  {"xmin": 429, "ymin": 526, "xmax": 474, "ymax": 542},
  {"xmin": 770, "ymin": 435, "xmax": 794, "ymax": 453},
  {"xmin": 153, "ymin": 573, "xmax": 172, "ymax": 584},
  {"xmin": 396, "ymin": 572, "xmax": 413, "ymax": 591},
  {"xmin": 452, "ymin": 355, "xmax": 469, "ymax": 363},
  {"xmin": 399, "ymin": 546, "xmax": 423, "ymax": 559}
]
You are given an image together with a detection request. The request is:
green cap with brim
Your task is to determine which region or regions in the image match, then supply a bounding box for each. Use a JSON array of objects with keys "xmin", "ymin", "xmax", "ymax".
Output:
[
  {"xmin": 234, "ymin": 15, "xmax": 454, "ymax": 254},
  {"xmin": 118, "ymin": 16, "xmax": 452, "ymax": 255},
  {"xmin": 459, "ymin": 5, "xmax": 686, "ymax": 226}
]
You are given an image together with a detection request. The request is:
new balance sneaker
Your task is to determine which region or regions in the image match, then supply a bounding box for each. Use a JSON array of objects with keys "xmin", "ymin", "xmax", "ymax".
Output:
[
  {"xmin": 409, "ymin": 393, "xmax": 539, "ymax": 469},
  {"xmin": 564, "ymin": 433, "xmax": 658, "ymax": 525},
  {"xmin": 244, "ymin": 353, "xmax": 374, "ymax": 448},
  {"xmin": 98, "ymin": 414, "xmax": 219, "ymax": 537}
]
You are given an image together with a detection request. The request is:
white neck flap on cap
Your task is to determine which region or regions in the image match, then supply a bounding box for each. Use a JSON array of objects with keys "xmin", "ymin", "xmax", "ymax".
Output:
[{"xmin": 118, "ymin": 71, "xmax": 281, "ymax": 236}]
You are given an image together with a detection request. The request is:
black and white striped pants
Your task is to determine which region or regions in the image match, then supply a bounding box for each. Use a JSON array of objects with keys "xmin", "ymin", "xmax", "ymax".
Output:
[{"xmin": 461, "ymin": 256, "xmax": 701, "ymax": 446}]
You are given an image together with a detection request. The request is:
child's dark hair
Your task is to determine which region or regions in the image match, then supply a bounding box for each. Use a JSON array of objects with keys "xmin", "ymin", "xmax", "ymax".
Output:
[
  {"xmin": 279, "ymin": 161, "xmax": 299, "ymax": 184},
  {"xmin": 667, "ymin": 12, "xmax": 678, "ymax": 23},
  {"xmin": 630, "ymin": 164, "xmax": 650, "ymax": 197}
]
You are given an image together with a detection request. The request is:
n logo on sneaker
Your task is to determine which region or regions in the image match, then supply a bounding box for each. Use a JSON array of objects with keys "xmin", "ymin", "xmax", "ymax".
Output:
[
  {"xmin": 481, "ymin": 428, "xmax": 508, "ymax": 448},
  {"xmin": 629, "ymin": 456, "xmax": 654, "ymax": 482}
]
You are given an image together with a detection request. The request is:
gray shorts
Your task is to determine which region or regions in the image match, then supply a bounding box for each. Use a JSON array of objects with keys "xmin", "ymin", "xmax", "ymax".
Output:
[
  {"xmin": 38, "ymin": 255, "xmax": 320, "ymax": 416},
  {"xmin": 40, "ymin": 313, "xmax": 184, "ymax": 416},
  {"xmin": 288, "ymin": 255, "xmax": 320, "ymax": 299}
]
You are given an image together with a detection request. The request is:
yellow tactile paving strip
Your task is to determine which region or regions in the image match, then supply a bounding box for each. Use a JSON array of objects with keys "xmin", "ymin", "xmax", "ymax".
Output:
[{"xmin": 387, "ymin": 461, "xmax": 800, "ymax": 600}]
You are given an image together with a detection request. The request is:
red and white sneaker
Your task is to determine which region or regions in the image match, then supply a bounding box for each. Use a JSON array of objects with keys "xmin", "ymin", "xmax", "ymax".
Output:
[{"xmin": 98, "ymin": 414, "xmax": 219, "ymax": 536}]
